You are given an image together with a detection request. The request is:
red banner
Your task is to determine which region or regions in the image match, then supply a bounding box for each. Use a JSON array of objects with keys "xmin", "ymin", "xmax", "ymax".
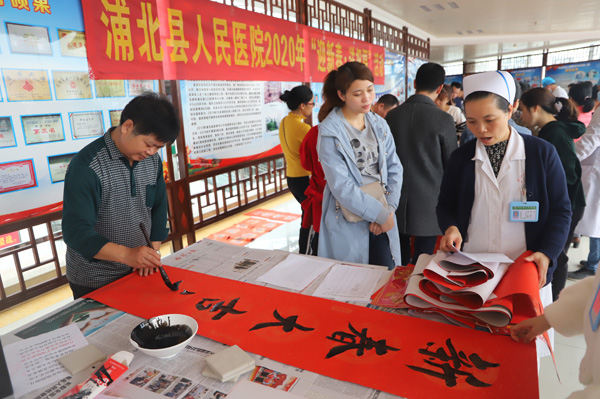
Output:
[
  {"xmin": 81, "ymin": 0, "xmax": 384, "ymax": 83},
  {"xmin": 87, "ymin": 267, "xmax": 538, "ymax": 399}
]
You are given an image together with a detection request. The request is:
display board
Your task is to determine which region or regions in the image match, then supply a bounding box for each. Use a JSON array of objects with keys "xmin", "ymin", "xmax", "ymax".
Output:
[
  {"xmin": 545, "ymin": 61, "xmax": 600, "ymax": 89},
  {"xmin": 508, "ymin": 67, "xmax": 542, "ymax": 88},
  {"xmin": 445, "ymin": 74, "xmax": 463, "ymax": 86},
  {"xmin": 0, "ymin": 0, "xmax": 158, "ymax": 217},
  {"xmin": 406, "ymin": 56, "xmax": 427, "ymax": 98}
]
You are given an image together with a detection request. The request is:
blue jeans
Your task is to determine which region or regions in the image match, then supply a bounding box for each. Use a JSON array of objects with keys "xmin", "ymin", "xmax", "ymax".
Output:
[{"xmin": 586, "ymin": 237, "xmax": 600, "ymax": 272}]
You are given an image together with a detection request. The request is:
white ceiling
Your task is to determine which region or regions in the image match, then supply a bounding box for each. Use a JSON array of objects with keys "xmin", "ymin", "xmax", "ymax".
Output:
[{"xmin": 362, "ymin": 0, "xmax": 600, "ymax": 64}]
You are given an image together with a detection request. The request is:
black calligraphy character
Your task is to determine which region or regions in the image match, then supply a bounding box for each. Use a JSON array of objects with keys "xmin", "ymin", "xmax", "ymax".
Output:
[
  {"xmin": 406, "ymin": 338, "xmax": 500, "ymax": 388},
  {"xmin": 249, "ymin": 309, "xmax": 315, "ymax": 332},
  {"xmin": 196, "ymin": 297, "xmax": 247, "ymax": 320},
  {"xmin": 325, "ymin": 323, "xmax": 400, "ymax": 359}
]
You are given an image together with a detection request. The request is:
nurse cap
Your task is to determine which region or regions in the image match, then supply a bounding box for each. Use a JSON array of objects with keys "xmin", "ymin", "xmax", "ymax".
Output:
[{"xmin": 463, "ymin": 70, "xmax": 516, "ymax": 104}]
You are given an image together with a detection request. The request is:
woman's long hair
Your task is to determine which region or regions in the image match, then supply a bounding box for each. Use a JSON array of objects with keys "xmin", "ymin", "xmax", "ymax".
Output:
[{"xmin": 520, "ymin": 87, "xmax": 579, "ymax": 122}]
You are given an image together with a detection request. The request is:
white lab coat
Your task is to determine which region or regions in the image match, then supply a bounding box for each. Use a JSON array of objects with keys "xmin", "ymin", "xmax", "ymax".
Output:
[{"xmin": 574, "ymin": 114, "xmax": 600, "ymax": 237}]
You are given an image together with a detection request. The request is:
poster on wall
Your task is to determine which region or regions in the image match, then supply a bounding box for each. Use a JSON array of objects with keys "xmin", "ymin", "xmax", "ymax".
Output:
[
  {"xmin": 94, "ymin": 80, "xmax": 126, "ymax": 98},
  {"xmin": 180, "ymin": 80, "xmax": 293, "ymax": 175},
  {"xmin": 109, "ymin": 110, "xmax": 122, "ymax": 127},
  {"xmin": 545, "ymin": 61, "xmax": 600, "ymax": 89},
  {"xmin": 81, "ymin": 0, "xmax": 385, "ymax": 84},
  {"xmin": 0, "ymin": 117, "xmax": 17, "ymax": 148},
  {"xmin": 445, "ymin": 74, "xmax": 463, "ymax": 86},
  {"xmin": 6, "ymin": 23, "xmax": 52, "ymax": 55},
  {"xmin": 128, "ymin": 80, "xmax": 155, "ymax": 96},
  {"xmin": 21, "ymin": 114, "xmax": 65, "ymax": 145},
  {"xmin": 69, "ymin": 111, "xmax": 104, "ymax": 139},
  {"xmin": 375, "ymin": 51, "xmax": 406, "ymax": 104},
  {"xmin": 2, "ymin": 69, "xmax": 52, "ymax": 101},
  {"xmin": 58, "ymin": 29, "xmax": 87, "ymax": 57},
  {"xmin": 407, "ymin": 57, "xmax": 428, "ymax": 98},
  {"xmin": 48, "ymin": 153, "xmax": 76, "ymax": 183},
  {"xmin": 53, "ymin": 70, "xmax": 92, "ymax": 100},
  {"xmin": 508, "ymin": 68, "xmax": 542, "ymax": 88},
  {"xmin": 0, "ymin": 159, "xmax": 37, "ymax": 194}
]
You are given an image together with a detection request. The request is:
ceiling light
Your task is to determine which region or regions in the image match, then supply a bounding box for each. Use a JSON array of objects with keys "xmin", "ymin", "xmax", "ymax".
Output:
[
  {"xmin": 477, "ymin": 29, "xmax": 483, "ymax": 33},
  {"xmin": 466, "ymin": 30, "xmax": 473, "ymax": 34},
  {"xmin": 433, "ymin": 4, "xmax": 445, "ymax": 10},
  {"xmin": 448, "ymin": 2, "xmax": 459, "ymax": 8},
  {"xmin": 419, "ymin": 5, "xmax": 432, "ymax": 12},
  {"xmin": 456, "ymin": 31, "xmax": 463, "ymax": 35}
]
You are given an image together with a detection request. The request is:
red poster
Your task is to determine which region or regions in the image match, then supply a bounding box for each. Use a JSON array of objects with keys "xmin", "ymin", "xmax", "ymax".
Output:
[
  {"xmin": 87, "ymin": 267, "xmax": 538, "ymax": 399},
  {"xmin": 81, "ymin": 0, "xmax": 384, "ymax": 83},
  {"xmin": 0, "ymin": 232, "xmax": 20, "ymax": 249}
]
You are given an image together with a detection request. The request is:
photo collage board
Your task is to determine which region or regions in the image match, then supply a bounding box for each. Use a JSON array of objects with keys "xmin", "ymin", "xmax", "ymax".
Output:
[{"xmin": 0, "ymin": 0, "xmax": 158, "ymax": 216}]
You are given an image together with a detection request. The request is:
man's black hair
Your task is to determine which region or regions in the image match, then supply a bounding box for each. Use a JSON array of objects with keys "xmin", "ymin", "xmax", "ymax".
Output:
[
  {"xmin": 415, "ymin": 63, "xmax": 446, "ymax": 93},
  {"xmin": 450, "ymin": 81, "xmax": 462, "ymax": 90},
  {"xmin": 376, "ymin": 94, "xmax": 399, "ymax": 108},
  {"xmin": 120, "ymin": 92, "xmax": 180, "ymax": 144}
]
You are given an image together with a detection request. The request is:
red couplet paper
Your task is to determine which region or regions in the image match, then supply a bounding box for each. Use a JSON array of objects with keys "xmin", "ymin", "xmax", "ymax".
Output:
[
  {"xmin": 86, "ymin": 267, "xmax": 538, "ymax": 399},
  {"xmin": 81, "ymin": 0, "xmax": 385, "ymax": 83}
]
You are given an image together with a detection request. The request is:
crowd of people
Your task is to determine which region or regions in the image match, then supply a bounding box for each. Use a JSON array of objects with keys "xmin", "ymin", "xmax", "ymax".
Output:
[{"xmin": 278, "ymin": 62, "xmax": 600, "ymax": 397}]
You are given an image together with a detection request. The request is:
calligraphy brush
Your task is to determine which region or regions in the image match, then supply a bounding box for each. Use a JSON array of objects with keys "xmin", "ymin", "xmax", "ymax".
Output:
[{"xmin": 139, "ymin": 222, "xmax": 181, "ymax": 291}]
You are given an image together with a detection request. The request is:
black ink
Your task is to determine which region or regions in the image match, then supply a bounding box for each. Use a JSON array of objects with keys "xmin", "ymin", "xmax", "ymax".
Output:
[
  {"xmin": 249, "ymin": 309, "xmax": 315, "ymax": 332},
  {"xmin": 325, "ymin": 323, "xmax": 399, "ymax": 359},
  {"xmin": 180, "ymin": 289, "xmax": 195, "ymax": 295},
  {"xmin": 196, "ymin": 297, "xmax": 247, "ymax": 320},
  {"xmin": 406, "ymin": 338, "xmax": 499, "ymax": 388}
]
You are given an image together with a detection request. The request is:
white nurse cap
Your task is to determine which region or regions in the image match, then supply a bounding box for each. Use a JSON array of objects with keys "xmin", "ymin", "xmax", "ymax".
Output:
[{"xmin": 463, "ymin": 70, "xmax": 516, "ymax": 104}]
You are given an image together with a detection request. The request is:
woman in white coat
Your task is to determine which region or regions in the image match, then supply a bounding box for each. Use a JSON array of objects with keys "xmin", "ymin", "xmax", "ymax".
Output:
[{"xmin": 571, "ymin": 108, "xmax": 600, "ymax": 279}]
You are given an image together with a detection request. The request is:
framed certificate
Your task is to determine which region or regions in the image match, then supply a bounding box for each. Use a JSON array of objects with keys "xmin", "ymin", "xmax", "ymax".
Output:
[
  {"xmin": 95, "ymin": 80, "xmax": 126, "ymax": 98},
  {"xmin": 48, "ymin": 153, "xmax": 76, "ymax": 183},
  {"xmin": 57, "ymin": 29, "xmax": 87, "ymax": 57},
  {"xmin": 53, "ymin": 71, "xmax": 92, "ymax": 100},
  {"xmin": 21, "ymin": 114, "xmax": 65, "ymax": 145},
  {"xmin": 69, "ymin": 111, "xmax": 104, "ymax": 139},
  {"xmin": 128, "ymin": 80, "xmax": 155, "ymax": 96},
  {"xmin": 6, "ymin": 23, "xmax": 52, "ymax": 55},
  {"xmin": 0, "ymin": 159, "xmax": 37, "ymax": 194},
  {"xmin": 2, "ymin": 69, "xmax": 52, "ymax": 101},
  {"xmin": 109, "ymin": 110, "xmax": 122, "ymax": 127},
  {"xmin": 0, "ymin": 117, "xmax": 17, "ymax": 148}
]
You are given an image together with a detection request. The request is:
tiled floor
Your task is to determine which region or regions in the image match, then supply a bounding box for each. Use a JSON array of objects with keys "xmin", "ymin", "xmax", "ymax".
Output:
[{"xmin": 0, "ymin": 193, "xmax": 591, "ymax": 398}]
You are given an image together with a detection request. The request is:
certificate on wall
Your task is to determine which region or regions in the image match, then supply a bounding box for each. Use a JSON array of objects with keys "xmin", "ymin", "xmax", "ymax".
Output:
[
  {"xmin": 6, "ymin": 23, "xmax": 52, "ymax": 55},
  {"xmin": 95, "ymin": 80, "xmax": 125, "ymax": 97},
  {"xmin": 0, "ymin": 159, "xmax": 37, "ymax": 194},
  {"xmin": 48, "ymin": 153, "xmax": 76, "ymax": 183},
  {"xmin": 3, "ymin": 69, "xmax": 52, "ymax": 101},
  {"xmin": 57, "ymin": 29, "xmax": 87, "ymax": 57},
  {"xmin": 128, "ymin": 80, "xmax": 155, "ymax": 96},
  {"xmin": 0, "ymin": 117, "xmax": 17, "ymax": 148},
  {"xmin": 70, "ymin": 111, "xmax": 104, "ymax": 139},
  {"xmin": 21, "ymin": 114, "xmax": 65, "ymax": 145},
  {"xmin": 109, "ymin": 110, "xmax": 122, "ymax": 127},
  {"xmin": 53, "ymin": 71, "xmax": 92, "ymax": 100}
]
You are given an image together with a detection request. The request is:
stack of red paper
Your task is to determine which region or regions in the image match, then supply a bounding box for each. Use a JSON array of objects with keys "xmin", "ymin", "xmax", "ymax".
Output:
[{"xmin": 405, "ymin": 251, "xmax": 544, "ymax": 332}]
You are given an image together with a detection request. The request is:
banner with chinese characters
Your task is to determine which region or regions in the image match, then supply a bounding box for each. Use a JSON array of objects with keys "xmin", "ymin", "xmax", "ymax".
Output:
[
  {"xmin": 508, "ymin": 68, "xmax": 542, "ymax": 88},
  {"xmin": 80, "ymin": 0, "xmax": 385, "ymax": 83},
  {"xmin": 87, "ymin": 267, "xmax": 538, "ymax": 399}
]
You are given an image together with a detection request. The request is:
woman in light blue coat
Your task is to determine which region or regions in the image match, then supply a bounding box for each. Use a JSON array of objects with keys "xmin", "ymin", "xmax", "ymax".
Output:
[{"xmin": 316, "ymin": 62, "xmax": 403, "ymax": 269}]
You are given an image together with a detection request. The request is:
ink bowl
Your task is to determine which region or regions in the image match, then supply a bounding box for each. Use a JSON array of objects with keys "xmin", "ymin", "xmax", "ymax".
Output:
[{"xmin": 130, "ymin": 313, "xmax": 198, "ymax": 359}]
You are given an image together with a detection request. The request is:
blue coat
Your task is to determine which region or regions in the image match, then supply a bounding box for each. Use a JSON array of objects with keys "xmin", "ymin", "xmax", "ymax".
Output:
[
  {"xmin": 436, "ymin": 134, "xmax": 572, "ymax": 285},
  {"xmin": 317, "ymin": 108, "xmax": 403, "ymax": 267}
]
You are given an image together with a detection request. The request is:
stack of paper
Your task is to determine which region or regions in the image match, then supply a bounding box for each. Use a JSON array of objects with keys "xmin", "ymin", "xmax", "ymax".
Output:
[
  {"xmin": 202, "ymin": 345, "xmax": 256, "ymax": 383},
  {"xmin": 405, "ymin": 250, "xmax": 543, "ymax": 331},
  {"xmin": 312, "ymin": 264, "xmax": 386, "ymax": 303}
]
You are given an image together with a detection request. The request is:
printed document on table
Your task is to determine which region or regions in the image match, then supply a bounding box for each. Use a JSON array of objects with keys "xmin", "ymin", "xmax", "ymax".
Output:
[
  {"xmin": 256, "ymin": 253, "xmax": 334, "ymax": 291},
  {"xmin": 227, "ymin": 380, "xmax": 305, "ymax": 398},
  {"xmin": 312, "ymin": 264, "xmax": 385, "ymax": 303},
  {"xmin": 4, "ymin": 323, "xmax": 88, "ymax": 398}
]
